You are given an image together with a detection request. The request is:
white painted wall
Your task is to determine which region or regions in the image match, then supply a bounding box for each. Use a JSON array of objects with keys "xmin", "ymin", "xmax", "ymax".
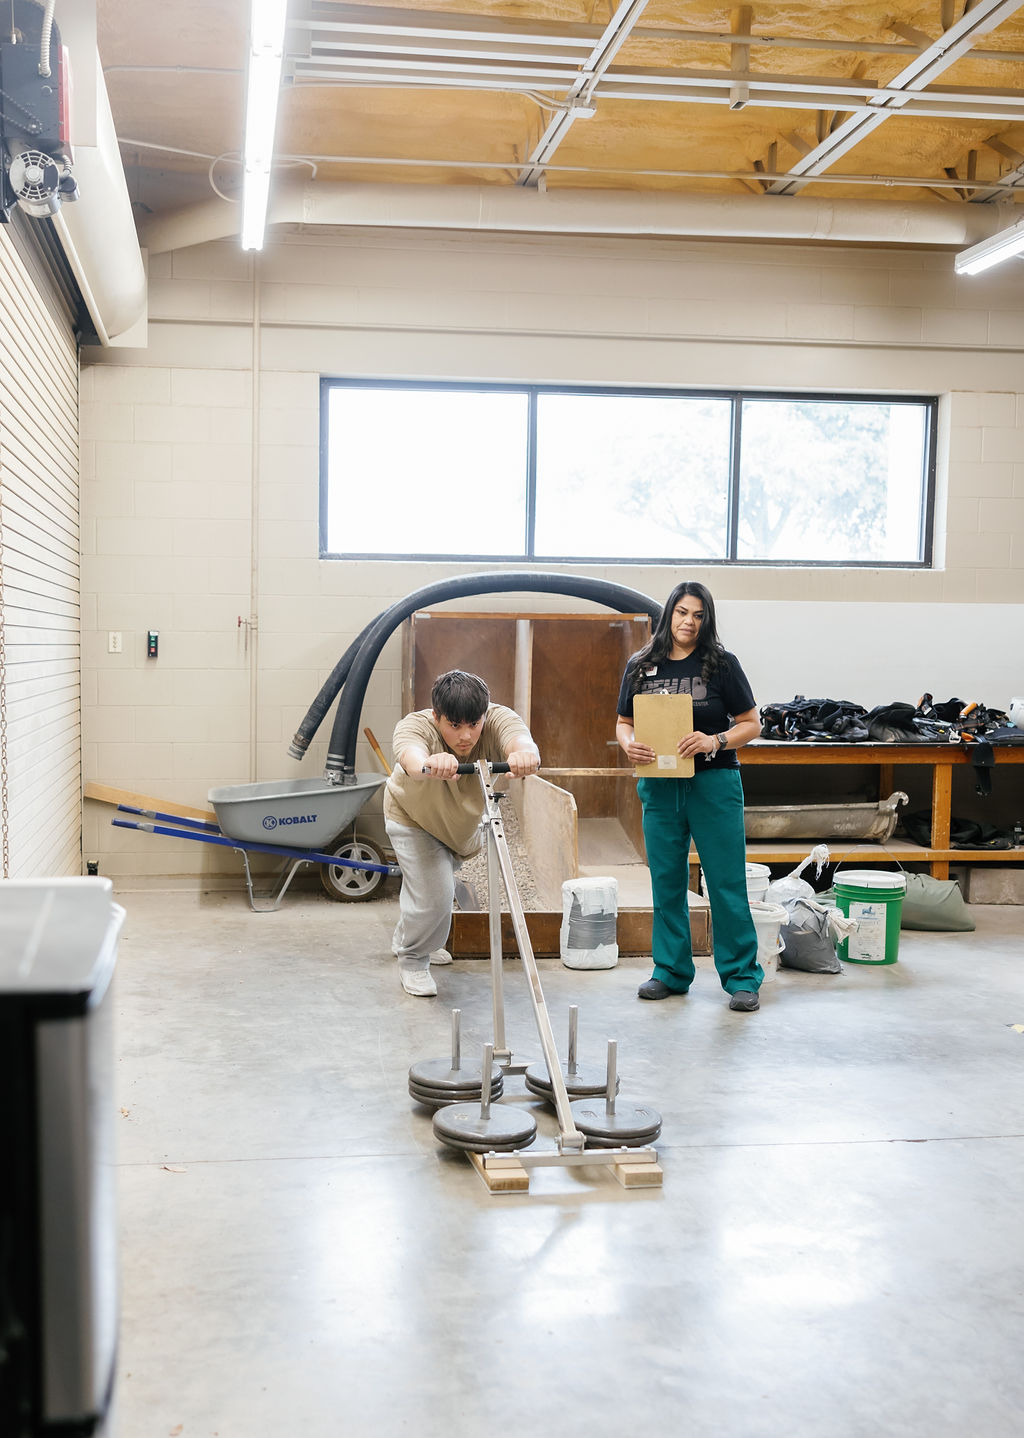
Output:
[{"xmin": 80, "ymin": 228, "xmax": 1024, "ymax": 880}]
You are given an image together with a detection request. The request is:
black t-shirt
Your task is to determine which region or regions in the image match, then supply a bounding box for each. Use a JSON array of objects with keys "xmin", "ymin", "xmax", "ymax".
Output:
[{"xmin": 616, "ymin": 650, "xmax": 756, "ymax": 771}]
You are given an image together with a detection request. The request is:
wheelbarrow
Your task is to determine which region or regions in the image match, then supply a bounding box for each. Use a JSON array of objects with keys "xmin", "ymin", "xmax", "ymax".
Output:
[{"xmin": 112, "ymin": 775, "xmax": 399, "ymax": 912}]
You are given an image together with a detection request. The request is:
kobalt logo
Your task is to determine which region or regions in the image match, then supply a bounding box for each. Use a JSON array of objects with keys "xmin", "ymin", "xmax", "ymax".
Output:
[{"xmin": 262, "ymin": 813, "xmax": 316, "ymax": 831}]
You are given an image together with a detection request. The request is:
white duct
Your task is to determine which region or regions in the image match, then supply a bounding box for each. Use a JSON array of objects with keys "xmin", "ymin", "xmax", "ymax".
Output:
[
  {"xmin": 53, "ymin": 52, "xmax": 147, "ymax": 345},
  {"xmin": 138, "ymin": 178, "xmax": 1009, "ymax": 257}
]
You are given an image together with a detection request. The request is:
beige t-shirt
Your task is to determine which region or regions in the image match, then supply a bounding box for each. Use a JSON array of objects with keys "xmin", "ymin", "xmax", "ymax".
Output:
[{"xmin": 384, "ymin": 704, "xmax": 532, "ymax": 856}]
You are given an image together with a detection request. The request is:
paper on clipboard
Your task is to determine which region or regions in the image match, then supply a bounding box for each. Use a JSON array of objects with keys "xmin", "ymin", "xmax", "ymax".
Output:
[{"xmin": 633, "ymin": 693, "xmax": 695, "ymax": 778}]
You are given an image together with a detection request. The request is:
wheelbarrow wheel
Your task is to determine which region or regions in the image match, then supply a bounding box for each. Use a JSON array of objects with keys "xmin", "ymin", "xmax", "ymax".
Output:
[{"xmin": 320, "ymin": 835, "xmax": 388, "ymax": 902}]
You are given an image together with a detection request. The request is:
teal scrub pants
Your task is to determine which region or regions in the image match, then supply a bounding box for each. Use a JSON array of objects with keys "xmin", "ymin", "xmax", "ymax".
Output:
[{"xmin": 638, "ymin": 769, "xmax": 762, "ymax": 995}]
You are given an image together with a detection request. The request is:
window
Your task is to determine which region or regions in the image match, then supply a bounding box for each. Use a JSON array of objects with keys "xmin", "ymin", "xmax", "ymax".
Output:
[{"xmin": 320, "ymin": 380, "xmax": 936, "ymax": 566}]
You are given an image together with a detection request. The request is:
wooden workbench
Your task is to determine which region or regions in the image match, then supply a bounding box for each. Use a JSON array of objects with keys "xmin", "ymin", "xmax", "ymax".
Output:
[
  {"xmin": 542, "ymin": 740, "xmax": 1024, "ymax": 881},
  {"xmin": 734, "ymin": 740, "xmax": 1024, "ymax": 880}
]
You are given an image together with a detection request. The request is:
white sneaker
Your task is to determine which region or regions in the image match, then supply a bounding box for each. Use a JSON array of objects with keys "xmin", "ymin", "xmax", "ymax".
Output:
[
  {"xmin": 394, "ymin": 946, "xmax": 451, "ymax": 964},
  {"xmin": 400, "ymin": 967, "xmax": 437, "ymax": 997}
]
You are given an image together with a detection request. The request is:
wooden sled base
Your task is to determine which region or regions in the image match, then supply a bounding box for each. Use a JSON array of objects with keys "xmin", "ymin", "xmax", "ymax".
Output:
[{"xmin": 467, "ymin": 1146, "xmax": 663, "ymax": 1195}]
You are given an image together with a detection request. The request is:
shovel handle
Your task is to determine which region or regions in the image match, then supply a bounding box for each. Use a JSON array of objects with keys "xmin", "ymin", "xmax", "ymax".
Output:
[{"xmin": 363, "ymin": 726, "xmax": 392, "ymax": 776}]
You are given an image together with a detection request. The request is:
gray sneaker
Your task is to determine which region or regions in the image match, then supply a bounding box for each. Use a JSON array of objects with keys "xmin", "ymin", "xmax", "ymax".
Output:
[
  {"xmin": 638, "ymin": 978, "xmax": 685, "ymax": 1000},
  {"xmin": 728, "ymin": 990, "xmax": 759, "ymax": 1012}
]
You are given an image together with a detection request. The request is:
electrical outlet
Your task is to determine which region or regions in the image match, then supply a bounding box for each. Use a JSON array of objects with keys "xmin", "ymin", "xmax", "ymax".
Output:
[{"xmin": 107, "ymin": 631, "xmax": 122, "ymax": 654}]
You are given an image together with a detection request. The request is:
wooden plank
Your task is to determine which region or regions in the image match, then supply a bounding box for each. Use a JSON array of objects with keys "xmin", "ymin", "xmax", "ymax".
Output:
[
  {"xmin": 708, "ymin": 842, "xmax": 1024, "ymax": 865},
  {"xmin": 612, "ymin": 1160, "xmax": 664, "ymax": 1189},
  {"xmin": 539, "ymin": 767, "xmax": 635, "ymax": 777},
  {"xmin": 741, "ymin": 742, "xmax": 1024, "ymax": 766},
  {"xmin": 448, "ymin": 903, "xmax": 710, "ymax": 957},
  {"xmin": 469, "ymin": 1151, "xmax": 530, "ymax": 1193},
  {"xmin": 930, "ymin": 762, "xmax": 953, "ymax": 880},
  {"xmin": 84, "ymin": 782, "xmax": 217, "ymax": 824},
  {"xmin": 412, "ymin": 611, "xmax": 651, "ymax": 624}
]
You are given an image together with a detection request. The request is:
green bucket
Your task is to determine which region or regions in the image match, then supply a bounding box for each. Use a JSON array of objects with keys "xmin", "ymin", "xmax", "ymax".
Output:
[{"xmin": 835, "ymin": 870, "xmax": 906, "ymax": 965}]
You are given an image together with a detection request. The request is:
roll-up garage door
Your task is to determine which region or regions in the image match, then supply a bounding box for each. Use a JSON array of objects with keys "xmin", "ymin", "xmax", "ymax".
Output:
[{"xmin": 0, "ymin": 212, "xmax": 82, "ymax": 878}]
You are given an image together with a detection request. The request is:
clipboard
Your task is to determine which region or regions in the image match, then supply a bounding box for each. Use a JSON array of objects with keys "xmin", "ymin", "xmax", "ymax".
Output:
[{"xmin": 633, "ymin": 693, "xmax": 695, "ymax": 778}]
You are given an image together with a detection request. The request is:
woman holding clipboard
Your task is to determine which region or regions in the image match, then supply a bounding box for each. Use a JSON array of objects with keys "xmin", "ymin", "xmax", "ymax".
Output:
[{"xmin": 615, "ymin": 581, "xmax": 763, "ymax": 1011}]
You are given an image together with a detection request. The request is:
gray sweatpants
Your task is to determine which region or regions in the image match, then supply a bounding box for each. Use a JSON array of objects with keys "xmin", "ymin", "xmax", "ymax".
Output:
[{"xmin": 385, "ymin": 820, "xmax": 462, "ymax": 975}]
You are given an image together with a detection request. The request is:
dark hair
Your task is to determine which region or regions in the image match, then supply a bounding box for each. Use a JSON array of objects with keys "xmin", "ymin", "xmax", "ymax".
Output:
[
  {"xmin": 431, "ymin": 670, "xmax": 490, "ymax": 725},
  {"xmin": 627, "ymin": 581, "xmax": 725, "ymax": 695}
]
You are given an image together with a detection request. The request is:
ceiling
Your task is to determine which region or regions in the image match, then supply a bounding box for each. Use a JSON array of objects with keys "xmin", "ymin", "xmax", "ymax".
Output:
[{"xmin": 96, "ymin": 0, "xmax": 1024, "ymax": 249}]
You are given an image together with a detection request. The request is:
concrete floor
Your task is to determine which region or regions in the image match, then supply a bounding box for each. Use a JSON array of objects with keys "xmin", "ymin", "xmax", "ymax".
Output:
[{"xmin": 110, "ymin": 888, "xmax": 1024, "ymax": 1437}]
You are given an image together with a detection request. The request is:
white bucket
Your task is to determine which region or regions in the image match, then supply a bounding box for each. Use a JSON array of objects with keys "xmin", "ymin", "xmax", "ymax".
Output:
[
  {"xmin": 745, "ymin": 862, "xmax": 771, "ymax": 903},
  {"xmin": 749, "ymin": 900, "xmax": 788, "ymax": 983},
  {"xmin": 701, "ymin": 861, "xmax": 771, "ymax": 905},
  {"xmin": 560, "ymin": 877, "xmax": 619, "ymax": 969}
]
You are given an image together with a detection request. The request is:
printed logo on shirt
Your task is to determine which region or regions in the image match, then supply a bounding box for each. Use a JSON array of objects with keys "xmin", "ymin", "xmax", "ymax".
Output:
[{"xmin": 638, "ymin": 674, "xmax": 708, "ymax": 703}]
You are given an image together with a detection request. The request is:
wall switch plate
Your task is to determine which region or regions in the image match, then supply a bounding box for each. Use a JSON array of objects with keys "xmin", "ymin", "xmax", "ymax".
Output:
[{"xmin": 107, "ymin": 631, "xmax": 122, "ymax": 654}]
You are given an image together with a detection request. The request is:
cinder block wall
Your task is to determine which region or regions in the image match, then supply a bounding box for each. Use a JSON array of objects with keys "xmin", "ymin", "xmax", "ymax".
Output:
[{"xmin": 80, "ymin": 230, "xmax": 1024, "ymax": 882}]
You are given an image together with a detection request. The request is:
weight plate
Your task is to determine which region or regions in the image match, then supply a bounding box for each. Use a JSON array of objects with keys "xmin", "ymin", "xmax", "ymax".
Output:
[
  {"xmin": 524, "ymin": 1064, "xmax": 620, "ymax": 1099},
  {"xmin": 409, "ymin": 1058, "xmax": 503, "ymax": 1091},
  {"xmin": 409, "ymin": 1072, "xmax": 503, "ymax": 1091},
  {"xmin": 432, "ymin": 1130, "xmax": 534, "ymax": 1155},
  {"xmin": 433, "ymin": 1102, "xmax": 537, "ymax": 1151},
  {"xmin": 569, "ymin": 1098, "xmax": 663, "ymax": 1142},
  {"xmin": 583, "ymin": 1129, "xmax": 661, "ymax": 1149},
  {"xmin": 409, "ymin": 1081, "xmax": 503, "ymax": 1107},
  {"xmin": 523, "ymin": 1058, "xmax": 621, "ymax": 1087},
  {"xmin": 409, "ymin": 1077, "xmax": 503, "ymax": 1097}
]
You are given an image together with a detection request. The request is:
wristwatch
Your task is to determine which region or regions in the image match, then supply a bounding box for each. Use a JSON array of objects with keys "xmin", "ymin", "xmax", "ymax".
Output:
[{"xmin": 717, "ymin": 732, "xmax": 729, "ymax": 750}]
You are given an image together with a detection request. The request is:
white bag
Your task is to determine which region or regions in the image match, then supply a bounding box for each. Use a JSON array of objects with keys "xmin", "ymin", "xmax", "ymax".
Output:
[{"xmin": 560, "ymin": 877, "xmax": 618, "ymax": 970}]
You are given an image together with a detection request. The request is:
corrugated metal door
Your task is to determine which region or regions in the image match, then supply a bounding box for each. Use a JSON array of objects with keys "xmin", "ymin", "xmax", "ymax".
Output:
[{"xmin": 0, "ymin": 218, "xmax": 81, "ymax": 878}]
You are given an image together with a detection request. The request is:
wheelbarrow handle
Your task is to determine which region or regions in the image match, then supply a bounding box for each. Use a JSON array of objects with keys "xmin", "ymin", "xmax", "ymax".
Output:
[{"xmin": 111, "ymin": 818, "xmax": 399, "ymax": 874}]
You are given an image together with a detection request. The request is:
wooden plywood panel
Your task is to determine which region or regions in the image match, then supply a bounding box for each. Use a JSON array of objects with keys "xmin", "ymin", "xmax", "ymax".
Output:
[
  {"xmin": 514, "ymin": 773, "xmax": 577, "ymax": 910},
  {"xmin": 406, "ymin": 613, "xmax": 517, "ymax": 712},
  {"xmin": 616, "ymin": 780, "xmax": 646, "ymax": 860},
  {"xmin": 529, "ymin": 616, "xmax": 641, "ymax": 818}
]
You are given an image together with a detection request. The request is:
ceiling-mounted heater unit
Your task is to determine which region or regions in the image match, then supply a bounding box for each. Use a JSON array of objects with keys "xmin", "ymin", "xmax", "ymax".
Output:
[{"xmin": 0, "ymin": 0, "xmax": 78, "ymax": 220}]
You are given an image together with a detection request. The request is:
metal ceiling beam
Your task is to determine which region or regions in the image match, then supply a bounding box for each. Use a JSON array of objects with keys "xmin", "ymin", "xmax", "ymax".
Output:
[
  {"xmin": 764, "ymin": 0, "xmax": 1024, "ymax": 195},
  {"xmin": 296, "ymin": 5, "xmax": 1024, "ymax": 66},
  {"xmin": 292, "ymin": 57, "xmax": 1024, "ymax": 124},
  {"xmin": 271, "ymin": 145, "xmax": 1024, "ymax": 194},
  {"xmin": 513, "ymin": 0, "xmax": 649, "ymax": 187}
]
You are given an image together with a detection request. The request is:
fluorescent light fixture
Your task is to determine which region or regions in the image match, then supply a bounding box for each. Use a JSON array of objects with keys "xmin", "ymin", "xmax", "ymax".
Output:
[
  {"xmin": 954, "ymin": 215, "xmax": 1024, "ymax": 277},
  {"xmin": 241, "ymin": 0, "xmax": 288, "ymax": 251}
]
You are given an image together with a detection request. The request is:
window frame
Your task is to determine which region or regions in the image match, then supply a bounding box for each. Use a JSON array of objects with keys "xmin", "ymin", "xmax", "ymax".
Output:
[{"xmin": 319, "ymin": 377, "xmax": 938, "ymax": 568}]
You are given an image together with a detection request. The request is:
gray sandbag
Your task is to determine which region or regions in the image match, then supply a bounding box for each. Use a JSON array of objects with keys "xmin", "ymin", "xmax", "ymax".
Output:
[{"xmin": 778, "ymin": 897, "xmax": 843, "ymax": 974}]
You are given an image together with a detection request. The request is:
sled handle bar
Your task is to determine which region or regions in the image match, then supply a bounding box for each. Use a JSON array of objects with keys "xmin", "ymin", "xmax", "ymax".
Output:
[{"xmin": 420, "ymin": 761, "xmax": 512, "ymax": 775}]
